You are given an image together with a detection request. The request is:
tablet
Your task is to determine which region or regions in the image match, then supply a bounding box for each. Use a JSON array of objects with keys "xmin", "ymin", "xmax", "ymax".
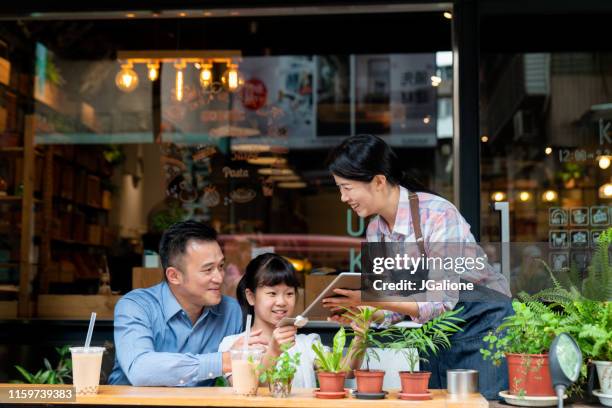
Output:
[{"xmin": 301, "ymin": 272, "xmax": 362, "ymax": 321}]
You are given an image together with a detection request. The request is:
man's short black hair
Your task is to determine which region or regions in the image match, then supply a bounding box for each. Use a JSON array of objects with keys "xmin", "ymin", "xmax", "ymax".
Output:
[{"xmin": 159, "ymin": 220, "xmax": 218, "ymax": 280}]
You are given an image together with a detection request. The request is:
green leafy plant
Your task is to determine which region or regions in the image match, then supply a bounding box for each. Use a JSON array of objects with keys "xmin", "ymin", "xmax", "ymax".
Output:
[
  {"xmin": 389, "ymin": 307, "xmax": 464, "ymax": 373},
  {"xmin": 312, "ymin": 326, "xmax": 350, "ymax": 373},
  {"xmin": 103, "ymin": 145, "xmax": 125, "ymax": 166},
  {"xmin": 526, "ymin": 231, "xmax": 612, "ymax": 363},
  {"xmin": 480, "ymin": 300, "xmax": 565, "ymax": 366},
  {"xmin": 12, "ymin": 346, "xmax": 72, "ymax": 384},
  {"xmin": 151, "ymin": 201, "xmax": 188, "ymax": 233},
  {"xmin": 340, "ymin": 307, "xmax": 395, "ymax": 371},
  {"xmin": 258, "ymin": 343, "xmax": 301, "ymax": 385}
]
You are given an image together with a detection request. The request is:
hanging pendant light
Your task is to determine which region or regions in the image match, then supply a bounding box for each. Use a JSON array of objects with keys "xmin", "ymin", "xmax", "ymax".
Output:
[
  {"xmin": 147, "ymin": 61, "xmax": 159, "ymax": 81},
  {"xmin": 200, "ymin": 63, "xmax": 213, "ymax": 88},
  {"xmin": 115, "ymin": 63, "xmax": 139, "ymax": 92},
  {"xmin": 222, "ymin": 63, "xmax": 243, "ymax": 92},
  {"xmin": 175, "ymin": 60, "xmax": 185, "ymax": 101}
]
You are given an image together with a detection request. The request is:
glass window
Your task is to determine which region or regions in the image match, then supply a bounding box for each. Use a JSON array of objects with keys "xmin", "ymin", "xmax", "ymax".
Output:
[{"xmin": 0, "ymin": 13, "xmax": 454, "ymax": 318}]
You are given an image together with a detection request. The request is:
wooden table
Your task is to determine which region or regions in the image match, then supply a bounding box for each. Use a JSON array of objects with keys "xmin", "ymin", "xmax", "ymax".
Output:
[{"xmin": 0, "ymin": 384, "xmax": 488, "ymax": 407}]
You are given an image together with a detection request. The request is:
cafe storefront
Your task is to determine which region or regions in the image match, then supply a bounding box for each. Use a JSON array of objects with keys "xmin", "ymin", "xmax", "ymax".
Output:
[{"xmin": 0, "ymin": 1, "xmax": 610, "ymax": 405}]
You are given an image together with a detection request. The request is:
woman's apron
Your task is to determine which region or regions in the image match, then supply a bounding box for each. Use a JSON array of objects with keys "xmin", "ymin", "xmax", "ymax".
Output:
[{"xmin": 401, "ymin": 192, "xmax": 513, "ymax": 400}]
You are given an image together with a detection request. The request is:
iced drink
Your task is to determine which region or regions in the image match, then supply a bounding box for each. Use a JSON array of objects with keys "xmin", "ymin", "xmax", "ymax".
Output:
[
  {"xmin": 70, "ymin": 347, "xmax": 105, "ymax": 395},
  {"xmin": 230, "ymin": 348, "xmax": 263, "ymax": 396}
]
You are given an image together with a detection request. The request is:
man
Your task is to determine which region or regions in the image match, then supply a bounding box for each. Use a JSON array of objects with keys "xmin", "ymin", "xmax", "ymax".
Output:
[{"xmin": 109, "ymin": 220, "xmax": 267, "ymax": 386}]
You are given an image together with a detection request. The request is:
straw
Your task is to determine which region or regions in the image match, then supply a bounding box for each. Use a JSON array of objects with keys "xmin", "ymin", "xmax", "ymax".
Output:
[
  {"xmin": 243, "ymin": 314, "xmax": 252, "ymax": 353},
  {"xmin": 84, "ymin": 312, "xmax": 97, "ymax": 350}
]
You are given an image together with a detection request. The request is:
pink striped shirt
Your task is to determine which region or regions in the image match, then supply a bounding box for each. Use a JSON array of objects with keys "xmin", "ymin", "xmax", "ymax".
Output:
[{"xmin": 366, "ymin": 186, "xmax": 496, "ymax": 325}]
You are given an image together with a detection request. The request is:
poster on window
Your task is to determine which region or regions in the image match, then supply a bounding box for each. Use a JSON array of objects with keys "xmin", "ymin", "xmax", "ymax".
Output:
[{"xmin": 353, "ymin": 54, "xmax": 437, "ymax": 146}]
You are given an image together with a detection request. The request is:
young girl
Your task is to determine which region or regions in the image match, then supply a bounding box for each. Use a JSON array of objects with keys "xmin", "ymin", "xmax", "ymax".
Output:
[{"xmin": 218, "ymin": 253, "xmax": 363, "ymax": 388}]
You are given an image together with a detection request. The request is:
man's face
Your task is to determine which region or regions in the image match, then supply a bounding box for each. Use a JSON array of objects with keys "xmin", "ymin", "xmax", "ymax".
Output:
[{"xmin": 171, "ymin": 240, "xmax": 225, "ymax": 308}]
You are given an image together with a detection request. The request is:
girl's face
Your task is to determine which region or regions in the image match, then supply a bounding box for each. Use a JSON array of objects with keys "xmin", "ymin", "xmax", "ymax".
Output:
[
  {"xmin": 333, "ymin": 174, "xmax": 384, "ymax": 218},
  {"xmin": 246, "ymin": 283, "xmax": 297, "ymax": 326}
]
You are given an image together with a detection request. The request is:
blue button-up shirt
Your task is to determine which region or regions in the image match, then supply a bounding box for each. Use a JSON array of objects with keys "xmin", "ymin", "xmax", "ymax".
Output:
[{"xmin": 108, "ymin": 282, "xmax": 242, "ymax": 386}]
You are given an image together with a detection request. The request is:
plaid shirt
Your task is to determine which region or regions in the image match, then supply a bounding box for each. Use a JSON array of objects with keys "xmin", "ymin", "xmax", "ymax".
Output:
[{"xmin": 367, "ymin": 186, "xmax": 509, "ymax": 325}]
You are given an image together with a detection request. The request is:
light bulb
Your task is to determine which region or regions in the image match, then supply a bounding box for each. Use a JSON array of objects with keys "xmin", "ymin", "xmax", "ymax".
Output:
[
  {"xmin": 443, "ymin": 12, "xmax": 452, "ymax": 19},
  {"xmin": 115, "ymin": 64, "xmax": 139, "ymax": 92},
  {"xmin": 542, "ymin": 190, "xmax": 558, "ymax": 202},
  {"xmin": 599, "ymin": 182, "xmax": 612, "ymax": 198},
  {"xmin": 222, "ymin": 64, "xmax": 243, "ymax": 92},
  {"xmin": 491, "ymin": 192, "xmax": 506, "ymax": 202},
  {"xmin": 481, "ymin": 135, "xmax": 489, "ymax": 143},
  {"xmin": 200, "ymin": 64, "xmax": 213, "ymax": 88},
  {"xmin": 598, "ymin": 156, "xmax": 611, "ymax": 170},
  {"xmin": 545, "ymin": 147, "xmax": 552, "ymax": 155},
  {"xmin": 175, "ymin": 65, "xmax": 184, "ymax": 101},
  {"xmin": 147, "ymin": 62, "xmax": 159, "ymax": 81},
  {"xmin": 518, "ymin": 191, "xmax": 532, "ymax": 202}
]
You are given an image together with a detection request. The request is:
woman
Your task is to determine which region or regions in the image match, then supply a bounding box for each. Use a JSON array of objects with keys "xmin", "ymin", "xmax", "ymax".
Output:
[{"xmin": 321, "ymin": 134, "xmax": 512, "ymax": 400}]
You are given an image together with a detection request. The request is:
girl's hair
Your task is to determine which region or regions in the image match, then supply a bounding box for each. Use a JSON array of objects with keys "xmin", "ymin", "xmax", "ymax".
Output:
[
  {"xmin": 236, "ymin": 253, "xmax": 300, "ymax": 328},
  {"xmin": 327, "ymin": 134, "xmax": 432, "ymax": 193}
]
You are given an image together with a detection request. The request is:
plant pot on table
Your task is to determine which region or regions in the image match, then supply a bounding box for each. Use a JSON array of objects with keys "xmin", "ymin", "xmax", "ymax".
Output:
[
  {"xmin": 398, "ymin": 371, "xmax": 431, "ymax": 395},
  {"xmin": 507, "ymin": 353, "xmax": 555, "ymax": 397},
  {"xmin": 317, "ymin": 371, "xmax": 346, "ymax": 393},
  {"xmin": 354, "ymin": 369, "xmax": 385, "ymax": 393}
]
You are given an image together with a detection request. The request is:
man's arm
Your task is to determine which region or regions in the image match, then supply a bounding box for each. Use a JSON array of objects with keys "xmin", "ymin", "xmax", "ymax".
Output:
[{"xmin": 114, "ymin": 298, "xmax": 226, "ymax": 386}]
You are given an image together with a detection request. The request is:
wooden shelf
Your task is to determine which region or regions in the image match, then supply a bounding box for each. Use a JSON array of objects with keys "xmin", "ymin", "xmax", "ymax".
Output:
[
  {"xmin": 0, "ymin": 146, "xmax": 44, "ymax": 156},
  {"xmin": 0, "ymin": 147, "xmax": 23, "ymax": 152},
  {"xmin": 0, "ymin": 263, "xmax": 18, "ymax": 268},
  {"xmin": 52, "ymin": 238, "xmax": 107, "ymax": 248},
  {"xmin": 0, "ymin": 284, "xmax": 18, "ymax": 293},
  {"xmin": 0, "ymin": 196, "xmax": 22, "ymax": 201},
  {"xmin": 53, "ymin": 195, "xmax": 108, "ymax": 211},
  {"xmin": 0, "ymin": 196, "xmax": 43, "ymax": 204}
]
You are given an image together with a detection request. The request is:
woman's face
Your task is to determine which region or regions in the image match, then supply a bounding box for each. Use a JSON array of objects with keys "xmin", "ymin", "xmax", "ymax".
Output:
[
  {"xmin": 246, "ymin": 283, "xmax": 296, "ymax": 326},
  {"xmin": 333, "ymin": 174, "xmax": 381, "ymax": 218}
]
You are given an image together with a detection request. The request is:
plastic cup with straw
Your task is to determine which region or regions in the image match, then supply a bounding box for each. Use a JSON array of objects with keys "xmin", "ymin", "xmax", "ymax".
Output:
[
  {"xmin": 70, "ymin": 312, "xmax": 106, "ymax": 395},
  {"xmin": 230, "ymin": 314, "xmax": 263, "ymax": 396}
]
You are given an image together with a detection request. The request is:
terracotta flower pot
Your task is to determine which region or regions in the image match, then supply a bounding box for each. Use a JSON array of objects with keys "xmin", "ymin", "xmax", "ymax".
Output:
[
  {"xmin": 507, "ymin": 353, "xmax": 555, "ymax": 396},
  {"xmin": 354, "ymin": 369, "xmax": 385, "ymax": 393},
  {"xmin": 399, "ymin": 371, "xmax": 431, "ymax": 395},
  {"xmin": 317, "ymin": 371, "xmax": 346, "ymax": 393}
]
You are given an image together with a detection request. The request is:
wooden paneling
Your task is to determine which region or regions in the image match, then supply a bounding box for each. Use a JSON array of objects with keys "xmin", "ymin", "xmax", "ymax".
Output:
[
  {"xmin": 132, "ymin": 267, "xmax": 163, "ymax": 289},
  {"xmin": 37, "ymin": 295, "xmax": 121, "ymax": 319}
]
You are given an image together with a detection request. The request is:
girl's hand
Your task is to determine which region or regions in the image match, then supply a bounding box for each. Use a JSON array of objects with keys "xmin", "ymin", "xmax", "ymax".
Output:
[
  {"xmin": 322, "ymin": 288, "xmax": 361, "ymax": 309},
  {"xmin": 230, "ymin": 329, "xmax": 269, "ymax": 350},
  {"xmin": 271, "ymin": 325, "xmax": 297, "ymax": 352}
]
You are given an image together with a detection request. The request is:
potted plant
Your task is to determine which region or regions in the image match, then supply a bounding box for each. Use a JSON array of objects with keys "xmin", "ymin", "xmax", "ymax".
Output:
[
  {"xmin": 583, "ymin": 229, "xmax": 612, "ymax": 396},
  {"xmin": 311, "ymin": 326, "xmax": 350, "ymax": 396},
  {"xmin": 389, "ymin": 308, "xmax": 464, "ymax": 399},
  {"xmin": 341, "ymin": 307, "xmax": 394, "ymax": 394},
  {"xmin": 258, "ymin": 344, "xmax": 301, "ymax": 398},
  {"xmin": 481, "ymin": 300, "xmax": 566, "ymax": 397},
  {"xmin": 13, "ymin": 346, "xmax": 72, "ymax": 384},
  {"xmin": 531, "ymin": 228, "xmax": 612, "ymax": 398}
]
